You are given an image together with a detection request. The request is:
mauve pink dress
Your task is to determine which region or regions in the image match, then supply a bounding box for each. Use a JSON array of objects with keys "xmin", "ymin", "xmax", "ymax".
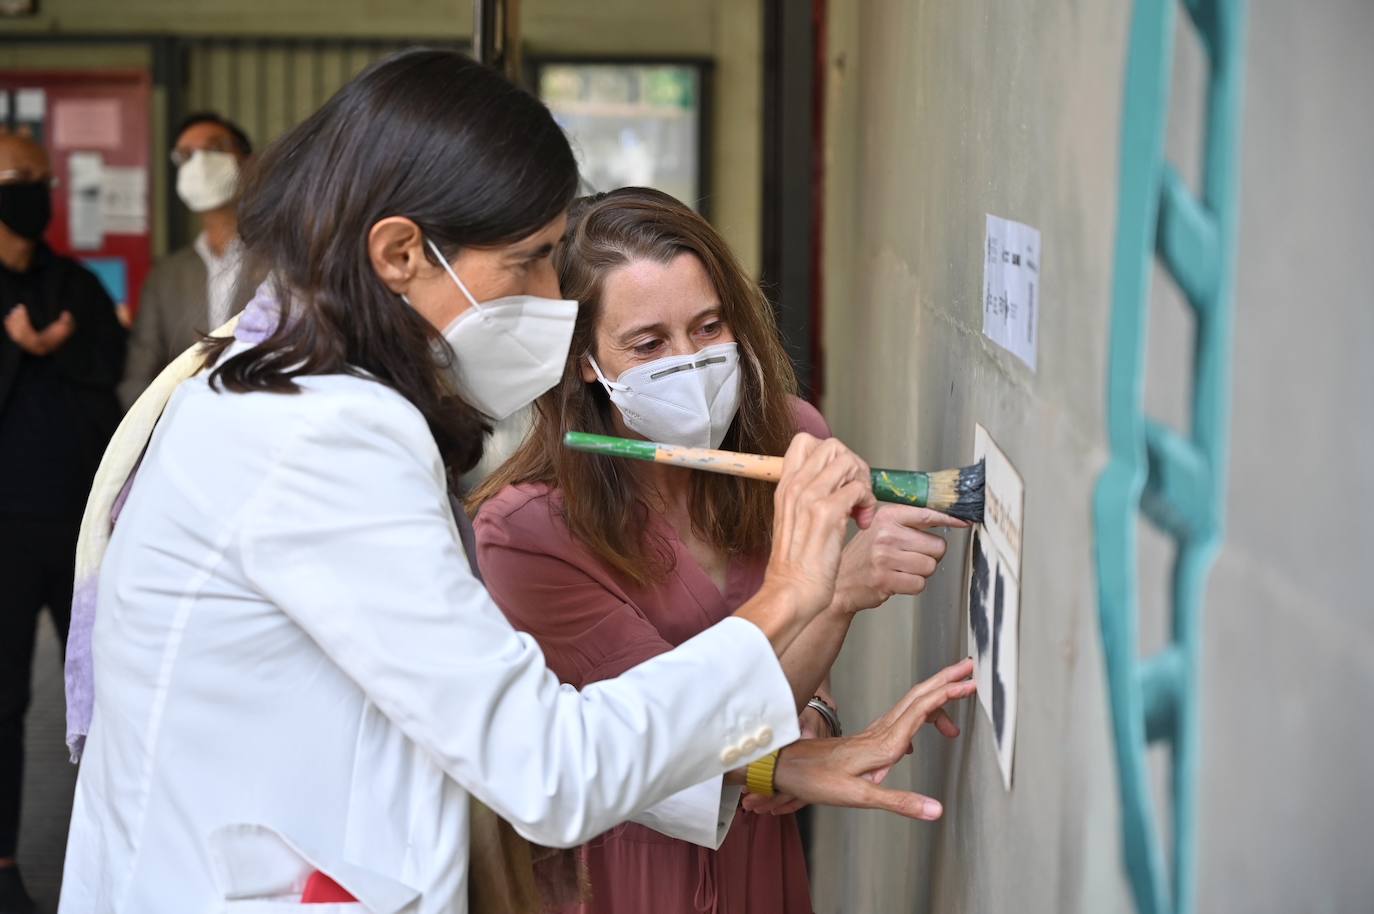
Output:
[{"xmin": 473, "ymin": 399, "xmax": 829, "ymax": 914}]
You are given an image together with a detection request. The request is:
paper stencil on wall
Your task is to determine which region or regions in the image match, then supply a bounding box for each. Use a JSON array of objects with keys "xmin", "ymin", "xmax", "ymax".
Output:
[{"xmin": 964, "ymin": 423, "xmax": 1024, "ymax": 788}]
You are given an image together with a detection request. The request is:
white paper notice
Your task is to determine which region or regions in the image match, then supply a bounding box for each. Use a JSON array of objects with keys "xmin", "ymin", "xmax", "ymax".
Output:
[
  {"xmin": 15, "ymin": 88, "xmax": 45, "ymax": 122},
  {"xmin": 982, "ymin": 213, "xmax": 1041, "ymax": 370},
  {"xmin": 100, "ymin": 167, "xmax": 148, "ymax": 235},
  {"xmin": 67, "ymin": 151, "xmax": 105, "ymax": 250},
  {"xmin": 964, "ymin": 423, "xmax": 1024, "ymax": 789}
]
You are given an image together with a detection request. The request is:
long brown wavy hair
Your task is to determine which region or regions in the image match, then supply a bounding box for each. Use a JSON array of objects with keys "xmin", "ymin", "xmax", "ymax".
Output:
[{"xmin": 469, "ymin": 187, "xmax": 799, "ymax": 584}]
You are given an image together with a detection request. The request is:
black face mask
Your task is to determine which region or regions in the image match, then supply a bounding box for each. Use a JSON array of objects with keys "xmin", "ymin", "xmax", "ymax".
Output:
[{"xmin": 0, "ymin": 180, "xmax": 53, "ymax": 241}]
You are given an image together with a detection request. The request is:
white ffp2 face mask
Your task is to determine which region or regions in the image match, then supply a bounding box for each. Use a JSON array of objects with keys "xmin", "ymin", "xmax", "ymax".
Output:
[
  {"xmin": 589, "ymin": 342, "xmax": 742, "ymax": 449},
  {"xmin": 176, "ymin": 150, "xmax": 240, "ymax": 212},
  {"xmin": 426, "ymin": 238, "xmax": 579, "ymax": 421}
]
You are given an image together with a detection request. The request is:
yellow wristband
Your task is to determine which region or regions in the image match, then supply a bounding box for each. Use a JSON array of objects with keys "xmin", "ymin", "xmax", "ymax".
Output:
[{"xmin": 745, "ymin": 750, "xmax": 780, "ymax": 797}]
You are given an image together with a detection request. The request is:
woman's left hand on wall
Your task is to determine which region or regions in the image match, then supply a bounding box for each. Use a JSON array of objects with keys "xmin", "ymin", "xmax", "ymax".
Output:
[
  {"xmin": 831, "ymin": 504, "xmax": 969, "ymax": 614},
  {"xmin": 759, "ymin": 658, "xmax": 975, "ymax": 821}
]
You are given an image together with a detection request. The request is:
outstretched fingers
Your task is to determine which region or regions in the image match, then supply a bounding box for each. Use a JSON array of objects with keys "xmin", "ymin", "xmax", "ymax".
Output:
[
  {"xmin": 872, "ymin": 658, "xmax": 975, "ymax": 731},
  {"xmin": 852, "ymin": 779, "xmax": 945, "ymax": 821},
  {"xmin": 883, "ymin": 680, "xmax": 977, "ymax": 758},
  {"xmin": 771, "ymin": 658, "xmax": 977, "ymax": 824}
]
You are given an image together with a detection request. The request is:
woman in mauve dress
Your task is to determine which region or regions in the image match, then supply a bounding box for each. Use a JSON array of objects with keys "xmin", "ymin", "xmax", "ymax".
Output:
[{"xmin": 470, "ymin": 188, "xmax": 967, "ymax": 914}]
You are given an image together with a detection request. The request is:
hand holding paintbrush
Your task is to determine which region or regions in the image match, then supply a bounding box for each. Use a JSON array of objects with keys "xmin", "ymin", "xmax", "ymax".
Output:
[{"xmin": 563, "ymin": 431, "xmax": 986, "ymax": 524}]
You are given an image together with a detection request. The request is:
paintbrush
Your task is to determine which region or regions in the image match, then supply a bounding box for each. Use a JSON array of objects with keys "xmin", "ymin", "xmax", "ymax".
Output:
[{"xmin": 563, "ymin": 431, "xmax": 985, "ymax": 523}]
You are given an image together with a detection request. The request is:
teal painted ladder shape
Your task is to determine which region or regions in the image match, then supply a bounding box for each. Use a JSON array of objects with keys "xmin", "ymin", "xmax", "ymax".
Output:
[{"xmin": 1094, "ymin": 2, "xmax": 1246, "ymax": 913}]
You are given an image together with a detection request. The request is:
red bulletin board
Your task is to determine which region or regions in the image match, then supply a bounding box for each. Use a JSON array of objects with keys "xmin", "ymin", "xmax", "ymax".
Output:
[{"xmin": 0, "ymin": 70, "xmax": 154, "ymax": 316}]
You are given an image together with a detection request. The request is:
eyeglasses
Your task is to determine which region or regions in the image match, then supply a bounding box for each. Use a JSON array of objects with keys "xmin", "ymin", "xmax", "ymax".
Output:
[{"xmin": 170, "ymin": 140, "xmax": 238, "ymax": 168}]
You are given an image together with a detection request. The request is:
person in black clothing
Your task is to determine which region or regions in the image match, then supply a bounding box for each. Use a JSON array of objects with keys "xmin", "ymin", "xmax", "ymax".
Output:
[{"xmin": 0, "ymin": 133, "xmax": 125, "ymax": 914}]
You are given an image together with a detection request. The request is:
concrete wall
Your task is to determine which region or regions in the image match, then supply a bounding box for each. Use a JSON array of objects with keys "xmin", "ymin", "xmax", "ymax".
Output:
[
  {"xmin": 810, "ymin": 1, "xmax": 1373, "ymax": 912},
  {"xmin": 0, "ymin": 0, "xmax": 763, "ymax": 272}
]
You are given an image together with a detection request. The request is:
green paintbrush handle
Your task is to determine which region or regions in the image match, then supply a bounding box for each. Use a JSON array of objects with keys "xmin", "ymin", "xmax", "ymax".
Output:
[
  {"xmin": 870, "ymin": 468, "xmax": 932, "ymax": 507},
  {"xmin": 562, "ymin": 431, "xmax": 662, "ymax": 462}
]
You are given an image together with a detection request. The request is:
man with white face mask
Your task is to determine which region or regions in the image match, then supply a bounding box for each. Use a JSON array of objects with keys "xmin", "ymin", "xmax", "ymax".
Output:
[{"xmin": 117, "ymin": 112, "xmax": 263, "ymax": 408}]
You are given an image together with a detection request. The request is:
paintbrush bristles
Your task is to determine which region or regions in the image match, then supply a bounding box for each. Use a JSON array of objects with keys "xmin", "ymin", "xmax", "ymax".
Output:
[{"xmin": 923, "ymin": 459, "xmax": 986, "ymax": 523}]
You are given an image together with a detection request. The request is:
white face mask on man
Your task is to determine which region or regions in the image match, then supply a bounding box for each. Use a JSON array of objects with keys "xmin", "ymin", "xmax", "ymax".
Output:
[
  {"xmin": 588, "ymin": 342, "xmax": 743, "ymax": 450},
  {"xmin": 176, "ymin": 150, "xmax": 240, "ymax": 213},
  {"xmin": 424, "ymin": 237, "xmax": 579, "ymax": 421}
]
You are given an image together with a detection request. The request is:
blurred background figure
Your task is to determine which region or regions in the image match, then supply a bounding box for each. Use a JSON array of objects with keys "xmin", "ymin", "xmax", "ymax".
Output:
[
  {"xmin": 0, "ymin": 132, "xmax": 124, "ymax": 914},
  {"xmin": 117, "ymin": 112, "xmax": 257, "ymax": 409}
]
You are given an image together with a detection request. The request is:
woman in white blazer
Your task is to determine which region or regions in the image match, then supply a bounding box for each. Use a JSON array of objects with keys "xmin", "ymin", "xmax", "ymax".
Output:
[{"xmin": 58, "ymin": 50, "xmax": 973, "ymax": 914}]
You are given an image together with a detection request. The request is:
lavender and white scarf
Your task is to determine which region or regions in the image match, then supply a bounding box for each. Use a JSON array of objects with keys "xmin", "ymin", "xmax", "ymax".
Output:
[{"xmin": 64, "ymin": 282, "xmax": 279, "ymax": 760}]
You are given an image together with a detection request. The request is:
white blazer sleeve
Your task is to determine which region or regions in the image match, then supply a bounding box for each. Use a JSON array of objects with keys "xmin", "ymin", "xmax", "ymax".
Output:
[
  {"xmin": 629, "ymin": 777, "xmax": 743, "ymax": 849},
  {"xmin": 236, "ymin": 391, "xmax": 800, "ymax": 849}
]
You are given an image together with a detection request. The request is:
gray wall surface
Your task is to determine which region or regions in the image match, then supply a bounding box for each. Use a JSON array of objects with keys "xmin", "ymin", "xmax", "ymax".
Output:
[{"xmin": 808, "ymin": 2, "xmax": 1374, "ymax": 912}]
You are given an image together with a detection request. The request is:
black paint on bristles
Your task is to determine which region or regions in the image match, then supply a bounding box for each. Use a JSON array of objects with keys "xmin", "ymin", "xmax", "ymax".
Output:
[
  {"xmin": 924, "ymin": 458, "xmax": 985, "ymax": 523},
  {"xmin": 969, "ymin": 527, "xmax": 991, "ymax": 658}
]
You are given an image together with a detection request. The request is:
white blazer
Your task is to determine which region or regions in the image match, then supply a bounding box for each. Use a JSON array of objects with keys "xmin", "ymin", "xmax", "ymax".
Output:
[{"xmin": 59, "ymin": 352, "xmax": 800, "ymax": 914}]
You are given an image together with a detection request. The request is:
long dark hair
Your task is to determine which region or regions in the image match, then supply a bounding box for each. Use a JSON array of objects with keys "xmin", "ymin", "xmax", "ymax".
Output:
[
  {"xmin": 469, "ymin": 188, "xmax": 799, "ymax": 584},
  {"xmin": 204, "ymin": 48, "xmax": 579, "ymax": 477}
]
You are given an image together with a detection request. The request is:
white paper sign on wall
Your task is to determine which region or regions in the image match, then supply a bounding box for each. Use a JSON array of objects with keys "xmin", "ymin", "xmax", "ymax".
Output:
[
  {"xmin": 982, "ymin": 213, "xmax": 1041, "ymax": 370},
  {"xmin": 67, "ymin": 151, "xmax": 105, "ymax": 251},
  {"xmin": 964, "ymin": 423, "xmax": 1025, "ymax": 789},
  {"xmin": 15, "ymin": 88, "xmax": 45, "ymax": 122}
]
